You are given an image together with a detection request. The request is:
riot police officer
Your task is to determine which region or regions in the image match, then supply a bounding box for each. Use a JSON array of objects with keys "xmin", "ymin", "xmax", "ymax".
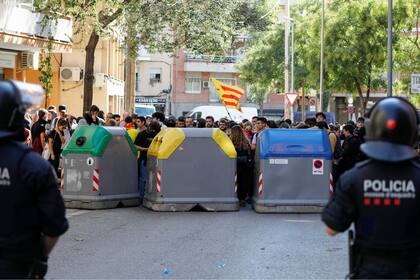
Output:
[
  {"xmin": 0, "ymin": 81, "xmax": 69, "ymax": 279},
  {"xmin": 322, "ymin": 97, "xmax": 420, "ymax": 279}
]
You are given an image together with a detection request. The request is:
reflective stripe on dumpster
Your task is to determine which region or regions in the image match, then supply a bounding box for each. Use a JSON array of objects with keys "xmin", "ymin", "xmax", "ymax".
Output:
[
  {"xmin": 258, "ymin": 172, "xmax": 263, "ymax": 196},
  {"xmin": 93, "ymin": 168, "xmax": 100, "ymax": 192}
]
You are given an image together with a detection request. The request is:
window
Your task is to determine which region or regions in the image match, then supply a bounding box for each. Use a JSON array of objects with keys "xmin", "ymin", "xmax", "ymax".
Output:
[
  {"xmin": 149, "ymin": 68, "xmax": 161, "ymax": 85},
  {"xmin": 185, "ymin": 73, "xmax": 201, "ymax": 94},
  {"xmin": 209, "ymin": 78, "xmax": 235, "ymax": 102},
  {"xmin": 135, "ymin": 73, "xmax": 140, "ymax": 92}
]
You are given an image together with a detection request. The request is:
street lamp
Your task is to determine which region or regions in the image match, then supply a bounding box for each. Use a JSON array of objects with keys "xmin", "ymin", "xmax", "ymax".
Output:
[
  {"xmin": 387, "ymin": 0, "xmax": 393, "ymax": 97},
  {"xmin": 319, "ymin": 0, "xmax": 325, "ymax": 112}
]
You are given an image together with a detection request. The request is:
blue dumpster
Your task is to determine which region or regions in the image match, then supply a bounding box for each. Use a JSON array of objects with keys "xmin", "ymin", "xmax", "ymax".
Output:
[{"xmin": 253, "ymin": 129, "xmax": 332, "ymax": 213}]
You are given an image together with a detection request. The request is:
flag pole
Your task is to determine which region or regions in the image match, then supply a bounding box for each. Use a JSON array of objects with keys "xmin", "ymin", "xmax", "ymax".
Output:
[{"xmin": 223, "ymin": 106, "xmax": 233, "ymax": 121}]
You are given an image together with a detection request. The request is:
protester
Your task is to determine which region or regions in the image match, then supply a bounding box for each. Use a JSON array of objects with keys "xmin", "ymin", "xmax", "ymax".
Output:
[
  {"xmin": 134, "ymin": 120, "xmax": 161, "ymax": 200},
  {"xmin": 243, "ymin": 121, "xmax": 253, "ymax": 143},
  {"xmin": 136, "ymin": 116, "xmax": 147, "ymax": 132},
  {"xmin": 82, "ymin": 111, "xmax": 95, "ymax": 125},
  {"xmin": 336, "ymin": 124, "xmax": 361, "ymax": 180},
  {"xmin": 205, "ymin": 116, "xmax": 215, "ymax": 128},
  {"xmin": 47, "ymin": 118, "xmax": 67, "ymax": 175},
  {"xmin": 315, "ymin": 112, "xmax": 326, "ymax": 123},
  {"xmin": 267, "ymin": 120, "xmax": 278, "ymax": 128},
  {"xmin": 230, "ymin": 125, "xmax": 253, "ymax": 206},
  {"xmin": 185, "ymin": 116, "xmax": 194, "ymax": 128},
  {"xmin": 90, "ymin": 105, "xmax": 105, "ymax": 126},
  {"xmin": 305, "ymin": 117, "xmax": 317, "ymax": 128},
  {"xmin": 113, "ymin": 114, "xmax": 121, "ymax": 125},
  {"xmin": 31, "ymin": 109, "xmax": 48, "ymax": 155},
  {"xmin": 166, "ymin": 116, "xmax": 176, "ymax": 127},
  {"xmin": 51, "ymin": 104, "xmax": 71, "ymax": 145},
  {"xmin": 197, "ymin": 118, "xmax": 206, "ymax": 128},
  {"xmin": 354, "ymin": 117, "xmax": 366, "ymax": 143},
  {"xmin": 218, "ymin": 118, "xmax": 228, "ymax": 133},
  {"xmin": 124, "ymin": 116, "xmax": 139, "ymax": 142},
  {"xmin": 251, "ymin": 117, "xmax": 267, "ymax": 150},
  {"xmin": 106, "ymin": 112, "xmax": 114, "ymax": 123},
  {"xmin": 176, "ymin": 116, "xmax": 186, "ymax": 128},
  {"xmin": 118, "ymin": 112, "xmax": 129, "ymax": 127},
  {"xmin": 152, "ymin": 112, "xmax": 166, "ymax": 128}
]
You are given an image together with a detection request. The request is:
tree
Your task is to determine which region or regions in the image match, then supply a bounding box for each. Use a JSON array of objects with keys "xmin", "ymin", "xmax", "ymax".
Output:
[
  {"xmin": 247, "ymin": 85, "xmax": 269, "ymax": 113},
  {"xmin": 38, "ymin": 39, "xmax": 53, "ymax": 108},
  {"xmin": 240, "ymin": 0, "xmax": 417, "ymax": 114},
  {"xmin": 35, "ymin": 0, "xmax": 269, "ymax": 112},
  {"xmin": 237, "ymin": 26, "xmax": 285, "ymax": 95}
]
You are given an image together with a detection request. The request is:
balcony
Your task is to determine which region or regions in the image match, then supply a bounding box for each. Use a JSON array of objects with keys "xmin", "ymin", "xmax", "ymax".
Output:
[
  {"xmin": 0, "ymin": 2, "xmax": 72, "ymax": 52},
  {"xmin": 184, "ymin": 53, "xmax": 240, "ymax": 73}
]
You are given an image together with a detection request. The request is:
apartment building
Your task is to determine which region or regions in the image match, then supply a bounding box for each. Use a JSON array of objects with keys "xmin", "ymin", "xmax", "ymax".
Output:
[
  {"xmin": 135, "ymin": 49, "xmax": 284, "ymax": 118},
  {"xmin": 59, "ymin": 34, "xmax": 125, "ymax": 117},
  {"xmin": 135, "ymin": 49, "xmax": 172, "ymax": 113},
  {"xmin": 0, "ymin": 0, "xmax": 72, "ymax": 106},
  {"xmin": 171, "ymin": 50, "xmax": 284, "ymax": 118}
]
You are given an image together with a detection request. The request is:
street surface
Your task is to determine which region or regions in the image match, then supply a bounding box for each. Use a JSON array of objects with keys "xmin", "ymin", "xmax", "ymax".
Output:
[{"xmin": 49, "ymin": 206, "xmax": 348, "ymax": 279}]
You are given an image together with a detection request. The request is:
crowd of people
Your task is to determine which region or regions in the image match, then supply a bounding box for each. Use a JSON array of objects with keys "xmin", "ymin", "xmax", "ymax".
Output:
[{"xmin": 23, "ymin": 104, "xmax": 372, "ymax": 206}]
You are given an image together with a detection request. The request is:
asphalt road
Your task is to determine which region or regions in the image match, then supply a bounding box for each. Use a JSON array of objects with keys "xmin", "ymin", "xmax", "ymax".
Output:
[{"xmin": 48, "ymin": 206, "xmax": 348, "ymax": 279}]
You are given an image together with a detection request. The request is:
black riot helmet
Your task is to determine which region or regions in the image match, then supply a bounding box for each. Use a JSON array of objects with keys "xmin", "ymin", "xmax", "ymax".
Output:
[
  {"xmin": 0, "ymin": 80, "xmax": 44, "ymax": 139},
  {"xmin": 361, "ymin": 97, "xmax": 419, "ymax": 162}
]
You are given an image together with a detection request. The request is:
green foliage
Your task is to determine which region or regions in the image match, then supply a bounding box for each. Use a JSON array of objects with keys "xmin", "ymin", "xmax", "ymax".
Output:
[
  {"xmin": 239, "ymin": 0, "xmax": 419, "ymax": 112},
  {"xmin": 237, "ymin": 26, "xmax": 285, "ymax": 91},
  {"xmin": 248, "ymin": 84, "xmax": 269, "ymax": 110},
  {"xmin": 38, "ymin": 39, "xmax": 53, "ymax": 107}
]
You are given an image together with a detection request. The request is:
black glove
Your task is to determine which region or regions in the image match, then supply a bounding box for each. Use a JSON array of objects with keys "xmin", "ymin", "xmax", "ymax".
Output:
[{"xmin": 27, "ymin": 256, "xmax": 48, "ymax": 279}]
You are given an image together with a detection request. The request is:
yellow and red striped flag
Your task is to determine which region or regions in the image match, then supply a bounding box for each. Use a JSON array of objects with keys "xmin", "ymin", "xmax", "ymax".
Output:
[{"xmin": 211, "ymin": 78, "xmax": 244, "ymax": 112}]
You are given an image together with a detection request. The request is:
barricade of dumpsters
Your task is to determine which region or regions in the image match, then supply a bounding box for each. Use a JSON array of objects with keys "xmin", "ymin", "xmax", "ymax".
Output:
[
  {"xmin": 61, "ymin": 126, "xmax": 140, "ymax": 209},
  {"xmin": 253, "ymin": 129, "xmax": 332, "ymax": 213},
  {"xmin": 143, "ymin": 128, "xmax": 239, "ymax": 211},
  {"xmin": 59, "ymin": 127, "xmax": 332, "ymax": 213}
]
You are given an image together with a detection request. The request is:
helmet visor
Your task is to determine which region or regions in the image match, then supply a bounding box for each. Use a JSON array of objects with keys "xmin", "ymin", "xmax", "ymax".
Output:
[{"xmin": 11, "ymin": 81, "xmax": 44, "ymax": 114}]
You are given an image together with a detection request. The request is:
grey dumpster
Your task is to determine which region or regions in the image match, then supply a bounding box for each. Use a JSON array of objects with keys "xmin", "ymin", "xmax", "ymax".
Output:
[
  {"xmin": 61, "ymin": 126, "xmax": 140, "ymax": 209},
  {"xmin": 253, "ymin": 129, "xmax": 332, "ymax": 213},
  {"xmin": 143, "ymin": 128, "xmax": 239, "ymax": 212}
]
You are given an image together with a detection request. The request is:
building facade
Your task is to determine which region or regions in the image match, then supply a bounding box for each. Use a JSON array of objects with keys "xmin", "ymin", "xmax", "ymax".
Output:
[
  {"xmin": 135, "ymin": 49, "xmax": 172, "ymax": 113},
  {"xmin": 59, "ymin": 34, "xmax": 125, "ymax": 117},
  {"xmin": 135, "ymin": 49, "xmax": 284, "ymax": 118},
  {"xmin": 0, "ymin": 0, "xmax": 72, "ymax": 107}
]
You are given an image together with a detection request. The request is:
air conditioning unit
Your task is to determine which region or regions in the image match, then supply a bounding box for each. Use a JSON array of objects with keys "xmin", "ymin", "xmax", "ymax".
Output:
[
  {"xmin": 94, "ymin": 73, "xmax": 106, "ymax": 88},
  {"xmin": 60, "ymin": 67, "xmax": 82, "ymax": 82},
  {"xmin": 202, "ymin": 81, "xmax": 210, "ymax": 88},
  {"xmin": 21, "ymin": 52, "xmax": 38, "ymax": 69}
]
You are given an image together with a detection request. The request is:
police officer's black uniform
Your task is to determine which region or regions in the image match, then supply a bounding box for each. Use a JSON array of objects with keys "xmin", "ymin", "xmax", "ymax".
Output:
[
  {"xmin": 322, "ymin": 97, "xmax": 420, "ymax": 279},
  {"xmin": 0, "ymin": 81, "xmax": 68, "ymax": 279}
]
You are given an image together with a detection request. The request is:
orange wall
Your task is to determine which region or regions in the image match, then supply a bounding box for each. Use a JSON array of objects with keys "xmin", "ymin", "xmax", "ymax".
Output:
[{"xmin": 3, "ymin": 53, "xmax": 61, "ymax": 109}]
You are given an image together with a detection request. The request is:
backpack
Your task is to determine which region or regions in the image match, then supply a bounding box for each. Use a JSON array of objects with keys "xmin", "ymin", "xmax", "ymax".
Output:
[{"xmin": 329, "ymin": 132, "xmax": 343, "ymax": 160}]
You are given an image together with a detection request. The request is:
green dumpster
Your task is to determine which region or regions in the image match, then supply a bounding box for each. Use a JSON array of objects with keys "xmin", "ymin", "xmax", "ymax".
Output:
[{"xmin": 61, "ymin": 126, "xmax": 140, "ymax": 209}]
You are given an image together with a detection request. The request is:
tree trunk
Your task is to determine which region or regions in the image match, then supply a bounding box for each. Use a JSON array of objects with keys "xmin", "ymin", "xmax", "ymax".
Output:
[
  {"xmin": 354, "ymin": 78, "xmax": 365, "ymax": 116},
  {"xmin": 124, "ymin": 55, "xmax": 136, "ymax": 113},
  {"xmin": 259, "ymin": 101, "xmax": 264, "ymax": 116},
  {"xmin": 82, "ymin": 6, "xmax": 126, "ymax": 113},
  {"xmin": 83, "ymin": 31, "xmax": 99, "ymax": 112},
  {"xmin": 362, "ymin": 64, "xmax": 372, "ymax": 115}
]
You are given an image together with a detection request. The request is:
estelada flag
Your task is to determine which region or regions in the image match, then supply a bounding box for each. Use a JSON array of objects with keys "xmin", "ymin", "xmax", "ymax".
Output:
[{"xmin": 211, "ymin": 78, "xmax": 244, "ymax": 112}]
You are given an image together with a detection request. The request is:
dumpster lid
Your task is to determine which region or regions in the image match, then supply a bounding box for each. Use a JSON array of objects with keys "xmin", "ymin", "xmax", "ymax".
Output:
[
  {"xmin": 259, "ymin": 129, "xmax": 332, "ymax": 159},
  {"xmin": 62, "ymin": 126, "xmax": 137, "ymax": 157}
]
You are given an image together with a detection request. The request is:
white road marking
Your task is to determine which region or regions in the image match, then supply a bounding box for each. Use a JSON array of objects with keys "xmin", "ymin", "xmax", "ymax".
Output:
[
  {"xmin": 283, "ymin": 219, "xmax": 315, "ymax": 223},
  {"xmin": 66, "ymin": 210, "xmax": 90, "ymax": 218}
]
